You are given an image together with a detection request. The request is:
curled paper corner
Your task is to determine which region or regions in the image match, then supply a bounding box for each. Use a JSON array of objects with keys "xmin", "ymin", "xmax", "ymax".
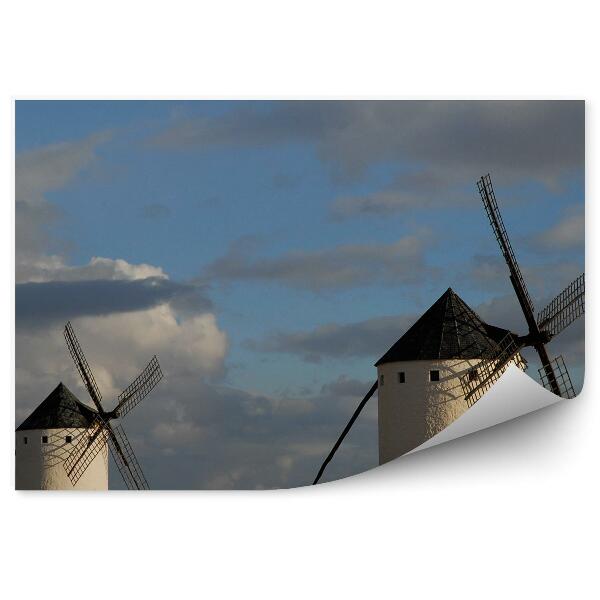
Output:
[{"xmin": 408, "ymin": 365, "xmax": 565, "ymax": 456}]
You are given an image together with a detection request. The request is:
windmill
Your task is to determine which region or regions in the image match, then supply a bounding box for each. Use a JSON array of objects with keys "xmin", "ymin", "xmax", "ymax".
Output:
[
  {"xmin": 313, "ymin": 173, "xmax": 584, "ymax": 484},
  {"xmin": 469, "ymin": 174, "xmax": 584, "ymax": 402},
  {"xmin": 62, "ymin": 321, "xmax": 164, "ymax": 490}
]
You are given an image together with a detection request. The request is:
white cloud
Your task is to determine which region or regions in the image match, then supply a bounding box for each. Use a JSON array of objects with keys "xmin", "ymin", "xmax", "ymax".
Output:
[
  {"xmin": 16, "ymin": 303, "xmax": 228, "ymax": 425},
  {"xmin": 17, "ymin": 255, "xmax": 168, "ymax": 284}
]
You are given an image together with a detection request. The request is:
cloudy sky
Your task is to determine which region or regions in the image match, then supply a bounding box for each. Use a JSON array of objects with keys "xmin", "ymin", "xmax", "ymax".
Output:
[{"xmin": 15, "ymin": 101, "xmax": 585, "ymax": 489}]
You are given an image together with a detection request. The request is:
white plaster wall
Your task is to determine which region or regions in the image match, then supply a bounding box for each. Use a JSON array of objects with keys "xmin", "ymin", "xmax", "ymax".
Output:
[
  {"xmin": 15, "ymin": 428, "xmax": 108, "ymax": 490},
  {"xmin": 377, "ymin": 358, "xmax": 484, "ymax": 464},
  {"xmin": 408, "ymin": 364, "xmax": 561, "ymax": 455}
]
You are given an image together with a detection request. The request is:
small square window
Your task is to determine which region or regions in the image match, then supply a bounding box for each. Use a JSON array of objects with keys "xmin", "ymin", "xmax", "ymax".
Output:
[
  {"xmin": 24, "ymin": 437, "xmax": 28, "ymax": 445},
  {"xmin": 429, "ymin": 370, "xmax": 440, "ymax": 382},
  {"xmin": 468, "ymin": 368, "xmax": 479, "ymax": 382},
  {"xmin": 42, "ymin": 435, "xmax": 48, "ymax": 444},
  {"xmin": 65, "ymin": 435, "xmax": 72, "ymax": 443},
  {"xmin": 380, "ymin": 374, "xmax": 384, "ymax": 386},
  {"xmin": 398, "ymin": 372, "xmax": 405, "ymax": 383}
]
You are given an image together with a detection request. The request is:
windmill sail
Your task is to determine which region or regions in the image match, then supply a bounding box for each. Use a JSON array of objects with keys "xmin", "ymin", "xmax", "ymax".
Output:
[
  {"xmin": 538, "ymin": 356, "xmax": 576, "ymax": 399},
  {"xmin": 537, "ymin": 274, "xmax": 585, "ymax": 337},
  {"xmin": 61, "ymin": 322, "xmax": 162, "ymax": 488},
  {"xmin": 477, "ymin": 175, "xmax": 563, "ymax": 396},
  {"xmin": 64, "ymin": 321, "xmax": 104, "ymax": 412},
  {"xmin": 460, "ymin": 334, "xmax": 527, "ymax": 408},
  {"xmin": 115, "ymin": 356, "xmax": 163, "ymax": 419},
  {"xmin": 63, "ymin": 414, "xmax": 110, "ymax": 486},
  {"xmin": 478, "ymin": 174, "xmax": 535, "ymax": 319},
  {"xmin": 107, "ymin": 423, "xmax": 149, "ymax": 490}
]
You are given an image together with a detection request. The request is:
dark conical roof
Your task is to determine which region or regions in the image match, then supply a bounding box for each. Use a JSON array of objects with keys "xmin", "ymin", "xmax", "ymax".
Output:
[
  {"xmin": 16, "ymin": 382, "xmax": 98, "ymax": 431},
  {"xmin": 375, "ymin": 288, "xmax": 516, "ymax": 365}
]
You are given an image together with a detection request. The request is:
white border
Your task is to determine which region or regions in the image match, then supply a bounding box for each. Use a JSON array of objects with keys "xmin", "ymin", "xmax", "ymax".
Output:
[{"xmin": 1, "ymin": 2, "xmax": 597, "ymax": 599}]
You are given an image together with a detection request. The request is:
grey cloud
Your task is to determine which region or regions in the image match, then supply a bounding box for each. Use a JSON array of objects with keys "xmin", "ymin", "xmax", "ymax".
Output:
[
  {"xmin": 205, "ymin": 234, "xmax": 435, "ymax": 291},
  {"xmin": 149, "ymin": 101, "xmax": 583, "ymax": 189},
  {"xmin": 129, "ymin": 375, "xmax": 378, "ymax": 489},
  {"xmin": 319, "ymin": 375, "xmax": 378, "ymax": 401},
  {"xmin": 247, "ymin": 314, "xmax": 415, "ymax": 363},
  {"xmin": 466, "ymin": 255, "xmax": 512, "ymax": 293},
  {"xmin": 16, "ymin": 130, "xmax": 112, "ymax": 203},
  {"xmin": 15, "ymin": 200, "xmax": 64, "ymax": 263},
  {"xmin": 247, "ymin": 289, "xmax": 584, "ymax": 392},
  {"xmin": 465, "ymin": 255, "xmax": 584, "ymax": 301},
  {"xmin": 475, "ymin": 293, "xmax": 532, "ymax": 334},
  {"xmin": 149, "ymin": 101, "xmax": 331, "ymax": 149},
  {"xmin": 331, "ymin": 169, "xmax": 471, "ymax": 219},
  {"xmin": 16, "ymin": 277, "xmax": 212, "ymax": 326},
  {"xmin": 15, "ymin": 131, "xmax": 112, "ymax": 277},
  {"xmin": 533, "ymin": 209, "xmax": 584, "ymax": 251}
]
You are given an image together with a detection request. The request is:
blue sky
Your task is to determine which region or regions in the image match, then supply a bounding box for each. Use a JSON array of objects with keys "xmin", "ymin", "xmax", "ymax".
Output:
[{"xmin": 15, "ymin": 101, "xmax": 585, "ymax": 488}]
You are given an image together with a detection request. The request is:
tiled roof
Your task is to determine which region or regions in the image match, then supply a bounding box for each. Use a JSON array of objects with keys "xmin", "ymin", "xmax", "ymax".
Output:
[
  {"xmin": 16, "ymin": 382, "xmax": 97, "ymax": 431},
  {"xmin": 375, "ymin": 288, "xmax": 516, "ymax": 365}
]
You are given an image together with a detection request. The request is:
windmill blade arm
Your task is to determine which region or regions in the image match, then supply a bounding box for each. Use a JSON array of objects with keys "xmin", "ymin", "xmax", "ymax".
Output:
[
  {"xmin": 537, "ymin": 274, "xmax": 585, "ymax": 337},
  {"xmin": 63, "ymin": 415, "xmax": 110, "ymax": 486},
  {"xmin": 114, "ymin": 356, "xmax": 163, "ymax": 419},
  {"xmin": 107, "ymin": 423, "xmax": 149, "ymax": 490},
  {"xmin": 477, "ymin": 175, "xmax": 536, "ymax": 323},
  {"xmin": 313, "ymin": 380, "xmax": 378, "ymax": 485},
  {"xmin": 460, "ymin": 334, "xmax": 527, "ymax": 407},
  {"xmin": 64, "ymin": 321, "xmax": 103, "ymax": 411}
]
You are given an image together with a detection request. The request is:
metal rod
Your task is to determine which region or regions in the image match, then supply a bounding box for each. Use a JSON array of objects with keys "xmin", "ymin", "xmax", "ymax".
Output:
[{"xmin": 313, "ymin": 381, "xmax": 378, "ymax": 485}]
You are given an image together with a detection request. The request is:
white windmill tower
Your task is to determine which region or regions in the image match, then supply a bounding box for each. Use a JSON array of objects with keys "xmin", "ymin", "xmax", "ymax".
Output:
[
  {"xmin": 15, "ymin": 322, "xmax": 163, "ymax": 490},
  {"xmin": 375, "ymin": 287, "xmax": 525, "ymax": 463},
  {"xmin": 313, "ymin": 174, "xmax": 585, "ymax": 484},
  {"xmin": 16, "ymin": 382, "xmax": 109, "ymax": 490}
]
